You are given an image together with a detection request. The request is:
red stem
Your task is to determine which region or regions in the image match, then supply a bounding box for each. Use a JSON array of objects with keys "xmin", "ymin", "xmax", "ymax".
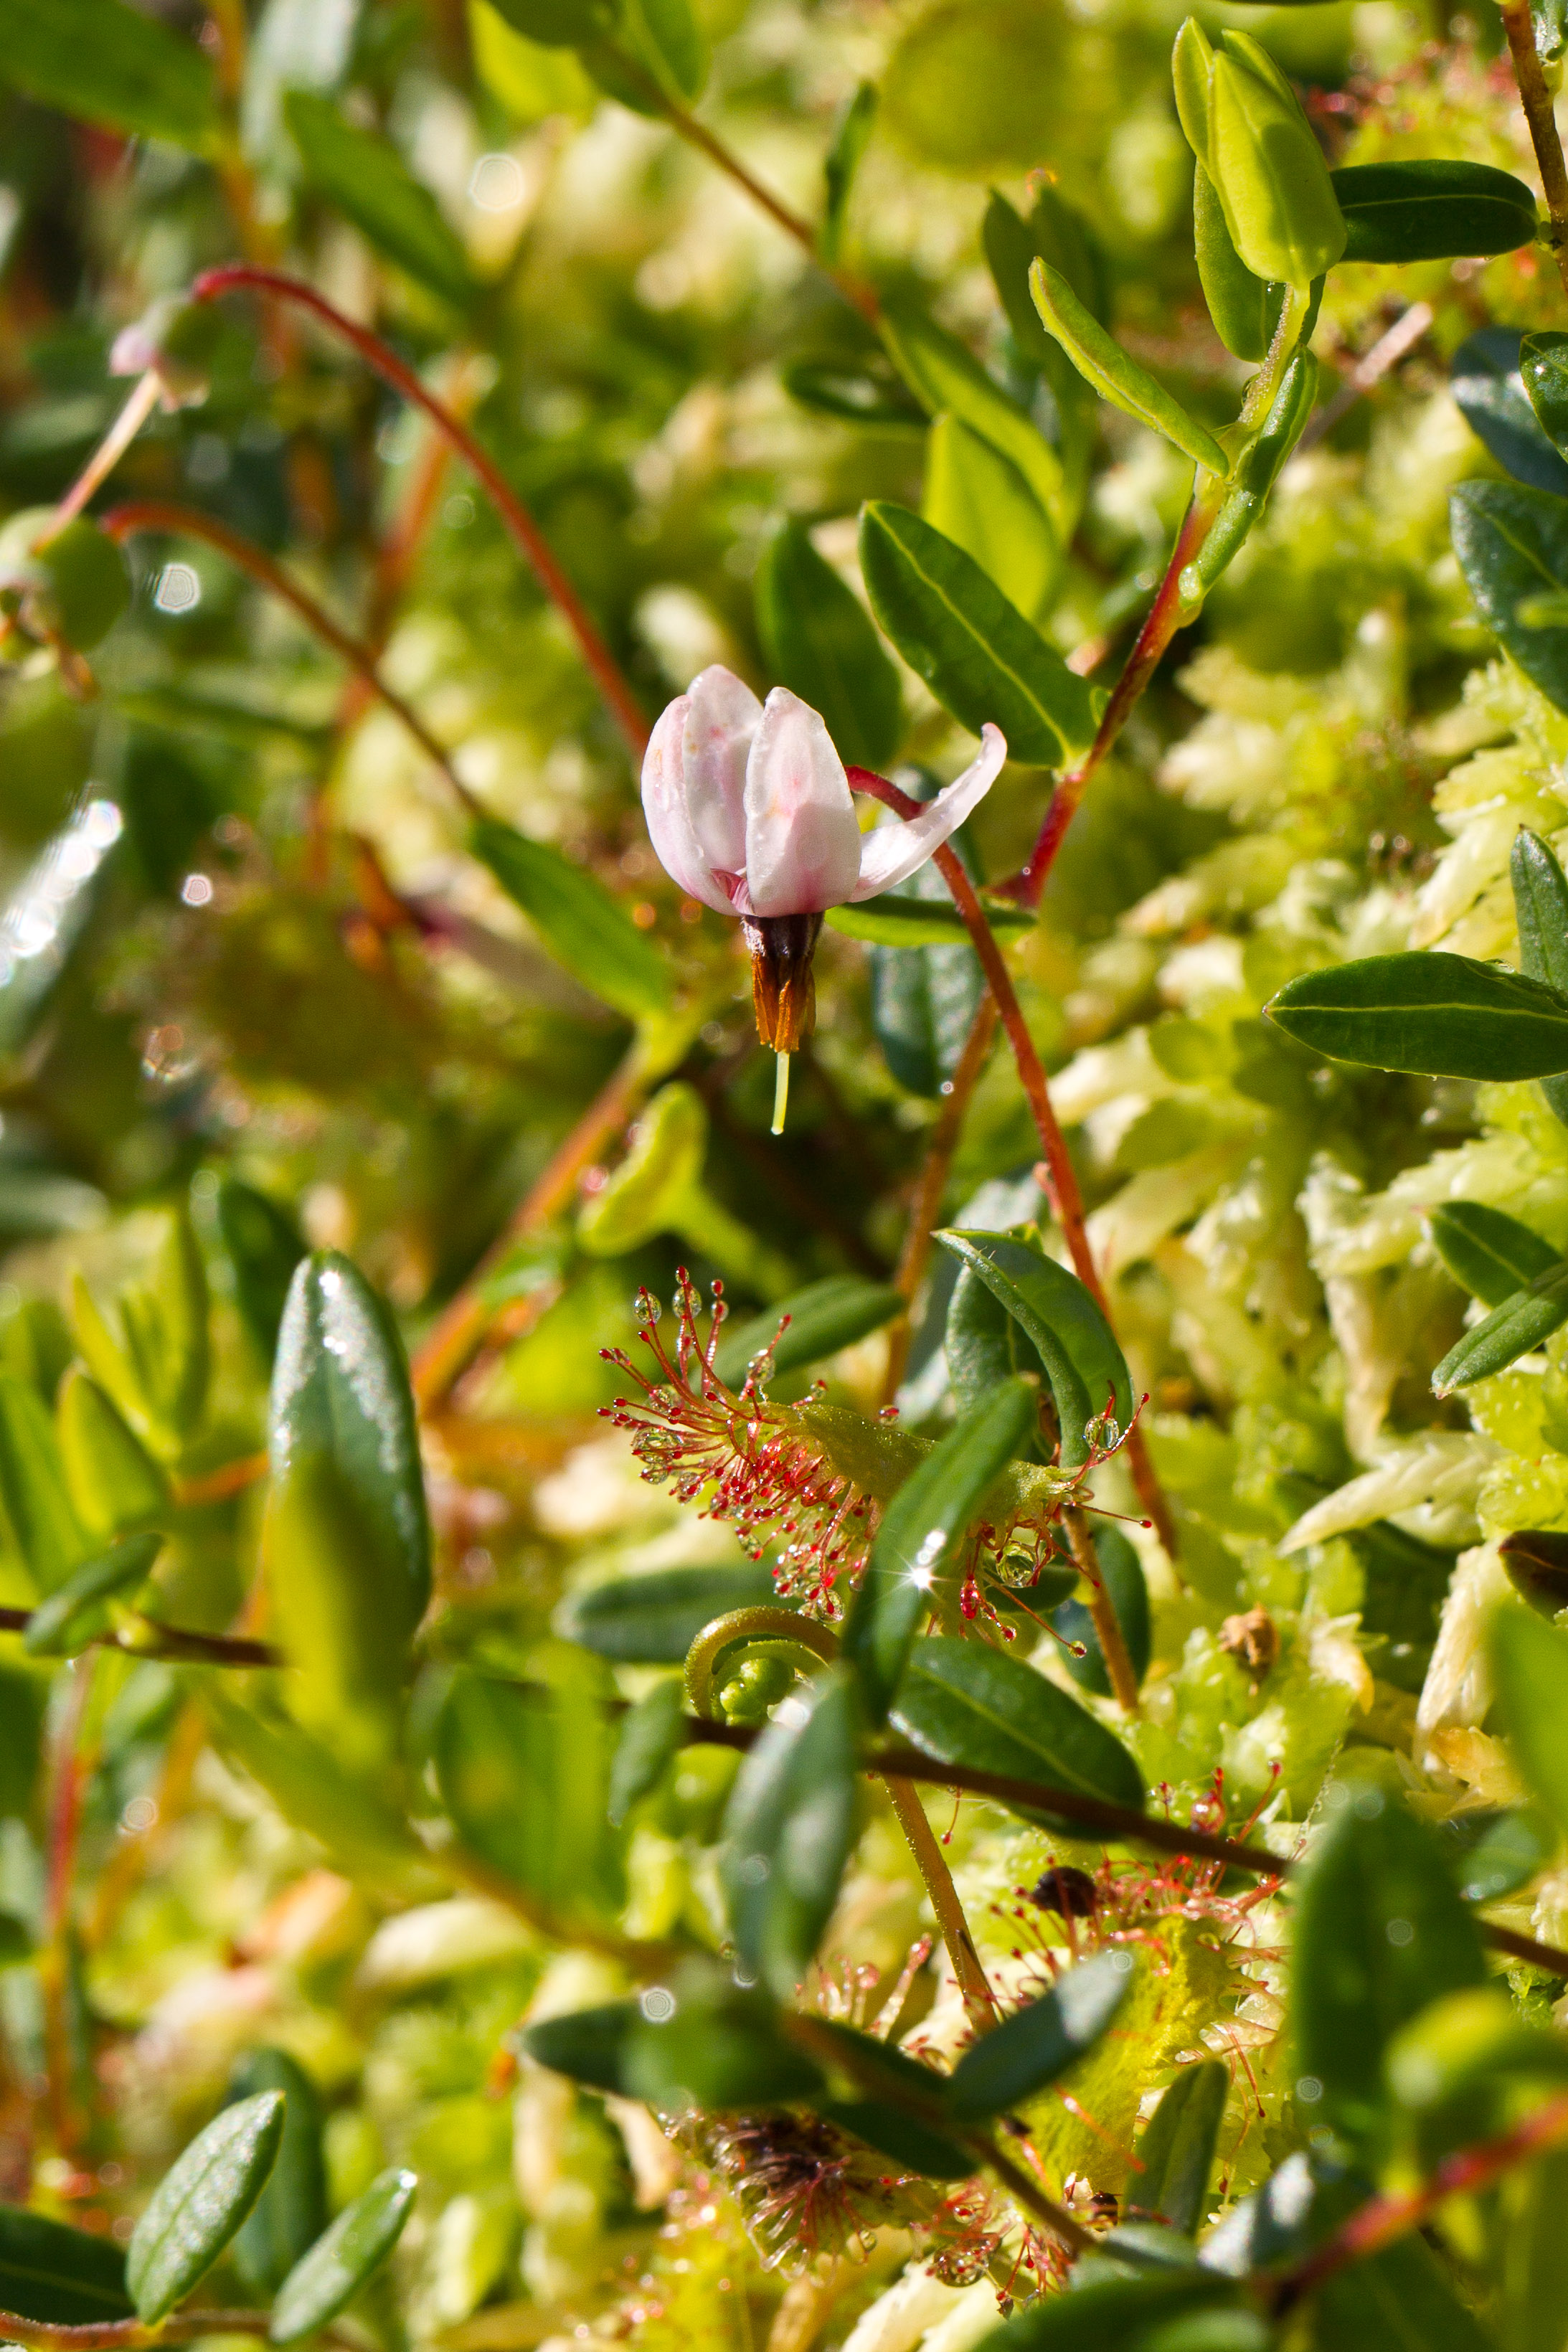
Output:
[
  {"xmin": 100, "ymin": 500, "xmax": 482, "ymax": 818},
  {"xmin": 847, "ymin": 768, "xmax": 1176, "ymax": 1553},
  {"xmin": 191, "ymin": 266, "xmax": 650, "ymax": 757}
]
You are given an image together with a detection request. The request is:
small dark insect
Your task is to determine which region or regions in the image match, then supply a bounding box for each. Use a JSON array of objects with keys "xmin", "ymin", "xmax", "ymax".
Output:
[{"xmin": 1029, "ymin": 1865, "xmax": 1099, "ymax": 1919}]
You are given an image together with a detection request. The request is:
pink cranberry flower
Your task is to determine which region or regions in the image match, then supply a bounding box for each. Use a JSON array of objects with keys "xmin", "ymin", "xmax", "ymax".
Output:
[{"xmin": 642, "ymin": 665, "xmax": 1006, "ymax": 1064}]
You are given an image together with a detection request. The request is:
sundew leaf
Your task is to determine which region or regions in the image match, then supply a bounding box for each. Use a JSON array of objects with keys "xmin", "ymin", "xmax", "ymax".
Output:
[
  {"xmin": 226, "ymin": 2049, "xmax": 329, "ymax": 2303},
  {"xmin": 1265, "ymin": 951, "xmax": 1568, "ymax": 1077},
  {"xmin": 268, "ymin": 2168, "xmax": 417, "ymax": 2345},
  {"xmin": 22, "ymin": 1530, "xmax": 161, "ymax": 1657},
  {"xmin": 1451, "ymin": 478, "xmax": 1568, "ymax": 716},
  {"xmin": 719, "ymin": 1664, "xmax": 859, "ymax": 1998},
  {"xmin": 755, "ymin": 521, "xmax": 902, "ymax": 771},
  {"xmin": 127, "ymin": 2091, "xmax": 286, "ymax": 2322},
  {"xmin": 1427, "ymin": 1201, "xmax": 1559, "ymax": 1307},
  {"xmin": 887, "ymin": 1637, "xmax": 1144, "ymax": 1829},
  {"xmin": 0, "ymin": 0, "xmax": 219, "ymax": 153},
  {"xmin": 943, "ymin": 1949, "xmax": 1133, "ymax": 2123},
  {"xmin": 1128, "ymin": 2060, "xmax": 1229, "ymax": 2234},
  {"xmin": 711, "ymin": 1275, "xmax": 906, "ymax": 1389},
  {"xmin": 1290, "ymin": 1793, "xmax": 1486, "ymax": 2150},
  {"xmin": 557, "ymin": 1562, "xmax": 782, "ymax": 1663},
  {"xmin": 859, "ymin": 501, "xmax": 1100, "ymax": 765},
  {"xmin": 285, "ymin": 93, "xmax": 473, "ymax": 306},
  {"xmin": 0, "ymin": 2205, "xmax": 132, "ymax": 2325},
  {"xmin": 1431, "ymin": 1262, "xmax": 1568, "ymax": 1392},
  {"xmin": 471, "ymin": 818, "xmax": 671, "ymax": 1022},
  {"xmin": 844, "ymin": 1378, "xmax": 1039, "ymax": 1720},
  {"xmin": 935, "ymin": 1229, "xmax": 1133, "ymax": 1468}
]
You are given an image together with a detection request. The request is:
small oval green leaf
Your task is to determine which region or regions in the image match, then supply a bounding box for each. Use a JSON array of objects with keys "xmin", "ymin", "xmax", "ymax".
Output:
[
  {"xmin": 127, "ymin": 2089, "xmax": 285, "ymax": 2323},
  {"xmin": 1052, "ymin": 1525, "xmax": 1151, "ymax": 1698},
  {"xmin": 1452, "ymin": 478, "xmax": 1568, "ymax": 718},
  {"xmin": 471, "ymin": 818, "xmax": 670, "ymax": 1022},
  {"xmin": 944, "ymin": 1949, "xmax": 1132, "ymax": 2124},
  {"xmin": 1029, "ymin": 261, "xmax": 1229, "ymax": 476},
  {"xmin": 1266, "ymin": 950, "xmax": 1568, "ymax": 1077},
  {"xmin": 1432, "ymin": 1262, "xmax": 1568, "ymax": 1392},
  {"xmin": 859, "ymin": 501, "xmax": 1101, "ymax": 766},
  {"xmin": 1194, "ymin": 163, "xmax": 1282, "ymax": 364},
  {"xmin": 608, "ymin": 1678, "xmax": 686, "ymax": 1826},
  {"xmin": 1331, "ymin": 159, "xmax": 1537, "ymax": 262},
  {"xmin": 226, "ymin": 2049, "xmax": 329, "ymax": 2302},
  {"xmin": 1491, "ymin": 1605, "xmax": 1568, "ymax": 1843},
  {"xmin": 755, "ymin": 521, "xmax": 902, "ymax": 772},
  {"xmin": 0, "ymin": 2205, "xmax": 132, "ymax": 2325},
  {"xmin": 1128, "ymin": 2060, "xmax": 1228, "ymax": 2234},
  {"xmin": 22, "ymin": 1530, "xmax": 161, "ymax": 1658},
  {"xmin": 845, "ymin": 1378, "xmax": 1039, "ymax": 1721},
  {"xmin": 882, "ymin": 297, "xmax": 1067, "ymax": 534},
  {"xmin": 1428, "ymin": 1201, "xmax": 1559, "ymax": 1307},
  {"xmin": 285, "ymin": 93, "xmax": 473, "ymax": 306},
  {"xmin": 558, "ymin": 1563, "xmax": 783, "ymax": 1663},
  {"xmin": 268, "ymin": 2168, "xmax": 417, "ymax": 2346},
  {"xmin": 720, "ymin": 1665, "xmax": 860, "ymax": 1998},
  {"xmin": 712, "ymin": 1276, "xmax": 906, "ymax": 1390},
  {"xmin": 0, "ymin": 0, "xmax": 220, "ymax": 154},
  {"xmin": 828, "ymin": 889, "xmax": 1032, "ymax": 950},
  {"xmin": 935, "ymin": 1229, "xmax": 1133, "ymax": 1468},
  {"xmin": 887, "ymin": 1636, "xmax": 1144, "ymax": 1828},
  {"xmin": 217, "ymin": 1179, "xmax": 306, "ymax": 1366}
]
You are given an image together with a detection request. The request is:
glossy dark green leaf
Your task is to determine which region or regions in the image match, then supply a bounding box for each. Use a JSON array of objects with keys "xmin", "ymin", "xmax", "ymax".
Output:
[
  {"xmin": 486, "ymin": 0, "xmax": 608, "ymax": 43},
  {"xmin": 1511, "ymin": 828, "xmax": 1568, "ymax": 1127},
  {"xmin": 978, "ymin": 2271, "xmax": 1252, "ymax": 2351},
  {"xmin": 1428, "ymin": 1201, "xmax": 1559, "ymax": 1307},
  {"xmin": 1452, "ymin": 478, "xmax": 1568, "ymax": 715},
  {"xmin": 1194, "ymin": 164, "xmax": 1283, "ymax": 364},
  {"xmin": 1306, "ymin": 2234, "xmax": 1492, "ymax": 2352},
  {"xmin": 0, "ymin": 1369, "xmax": 87, "ymax": 1596},
  {"xmin": 267, "ymin": 1254, "xmax": 430, "ymax": 1757},
  {"xmin": 621, "ymin": 1959, "xmax": 826, "ymax": 2109},
  {"xmin": 1128, "ymin": 2061, "xmax": 1228, "ymax": 2235},
  {"xmin": 720, "ymin": 1664, "xmax": 859, "ymax": 1998},
  {"xmin": 22, "ymin": 1531, "xmax": 160, "ymax": 1658},
  {"xmin": 1501, "ymin": 1526, "xmax": 1568, "ymax": 1615},
  {"xmin": 580, "ymin": 0, "xmax": 707, "ymax": 110},
  {"xmin": 1029, "ymin": 262, "xmax": 1229, "ymax": 477},
  {"xmin": 268, "ymin": 2168, "xmax": 417, "ymax": 2346},
  {"xmin": 888, "ymin": 1636, "xmax": 1144, "ymax": 1829},
  {"xmin": 822, "ymin": 81, "xmax": 876, "ymax": 263},
  {"xmin": 946, "ymin": 1252, "xmax": 1048, "ymax": 1427},
  {"xmin": 435, "ymin": 1666, "xmax": 624, "ymax": 1922},
  {"xmin": 217, "ymin": 1179, "xmax": 307, "ymax": 1366},
  {"xmin": 1451, "ymin": 331, "xmax": 1568, "ymax": 498},
  {"xmin": 868, "ymin": 867, "xmax": 985, "ymax": 1099},
  {"xmin": 0, "ymin": 1910, "xmax": 30, "ymax": 1968},
  {"xmin": 712, "ymin": 1276, "xmax": 906, "ymax": 1389},
  {"xmin": 1431, "ymin": 1262, "xmax": 1568, "ymax": 1392},
  {"xmin": 859, "ymin": 502, "xmax": 1100, "ymax": 766},
  {"xmin": 226, "ymin": 2049, "xmax": 329, "ymax": 2303},
  {"xmin": 944, "ymin": 1949, "xmax": 1131, "ymax": 2124},
  {"xmin": 1522, "ymin": 329, "xmax": 1568, "ymax": 460},
  {"xmin": 1498, "ymin": 2144, "xmax": 1568, "ymax": 2352},
  {"xmin": 524, "ymin": 1999, "xmax": 639, "ymax": 2090},
  {"xmin": 1491, "ymin": 1606, "xmax": 1568, "ymax": 1841},
  {"xmin": 0, "ymin": 2205, "xmax": 131, "ymax": 2325},
  {"xmin": 608, "ymin": 1678, "xmax": 685, "ymax": 1826},
  {"xmin": 1331, "ymin": 160, "xmax": 1536, "ymax": 262},
  {"xmin": 845, "ymin": 1378, "xmax": 1038, "ymax": 1720},
  {"xmin": 755, "ymin": 521, "xmax": 901, "ymax": 771},
  {"xmin": 1441, "ymin": 1804, "xmax": 1555, "ymax": 1902},
  {"xmin": 285, "ymin": 94, "xmax": 473, "ymax": 308},
  {"xmin": 827, "ymin": 890, "xmax": 1032, "ymax": 948},
  {"xmin": 471, "ymin": 818, "xmax": 669, "ymax": 1021},
  {"xmin": 814, "ymin": 2099, "xmax": 973, "ymax": 2179},
  {"xmin": 935, "ymin": 1229, "xmax": 1133, "ymax": 1468},
  {"xmin": 557, "ymin": 1562, "xmax": 782, "ymax": 1663},
  {"xmin": 0, "ymin": 0, "xmax": 219, "ymax": 153},
  {"xmin": 1052, "ymin": 1524, "xmax": 1151, "ymax": 1698},
  {"xmin": 985, "ymin": 184, "xmax": 1109, "ymax": 372},
  {"xmin": 1291, "ymin": 1795, "xmax": 1486, "ymax": 2149},
  {"xmin": 127, "ymin": 2090, "xmax": 285, "ymax": 2323},
  {"xmin": 1265, "ymin": 950, "xmax": 1568, "ymax": 1077}
]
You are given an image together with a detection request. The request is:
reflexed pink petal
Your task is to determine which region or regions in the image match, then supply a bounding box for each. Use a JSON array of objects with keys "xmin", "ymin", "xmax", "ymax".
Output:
[
  {"xmin": 641, "ymin": 693, "xmax": 735, "ymax": 914},
  {"xmin": 742, "ymin": 688, "xmax": 863, "ymax": 916},
  {"xmin": 680, "ymin": 665, "xmax": 758, "ymax": 888},
  {"xmin": 848, "ymin": 724, "xmax": 1008, "ymax": 900}
]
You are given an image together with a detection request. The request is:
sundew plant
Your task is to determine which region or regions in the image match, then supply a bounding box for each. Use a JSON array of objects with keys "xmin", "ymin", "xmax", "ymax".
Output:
[{"xmin": 20, "ymin": 0, "xmax": 1568, "ymax": 2348}]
